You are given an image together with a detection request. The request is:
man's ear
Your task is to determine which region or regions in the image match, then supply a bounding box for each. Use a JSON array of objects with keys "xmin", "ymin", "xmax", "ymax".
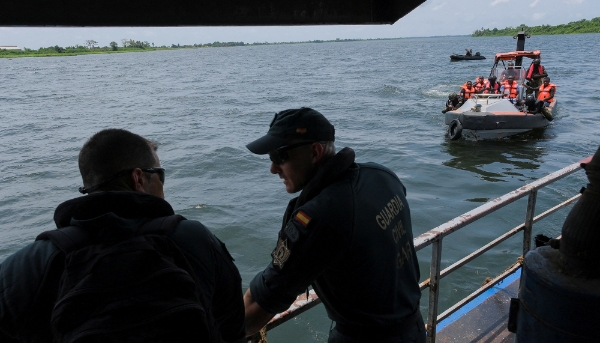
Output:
[
  {"xmin": 310, "ymin": 142, "xmax": 325, "ymax": 164},
  {"xmin": 130, "ymin": 168, "xmax": 147, "ymax": 193}
]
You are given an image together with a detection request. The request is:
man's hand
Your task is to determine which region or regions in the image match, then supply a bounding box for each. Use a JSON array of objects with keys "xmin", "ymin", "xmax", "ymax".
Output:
[{"xmin": 244, "ymin": 289, "xmax": 276, "ymax": 337}]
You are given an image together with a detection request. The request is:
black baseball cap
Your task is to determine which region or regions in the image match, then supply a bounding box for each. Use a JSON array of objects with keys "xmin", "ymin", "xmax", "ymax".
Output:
[{"xmin": 246, "ymin": 107, "xmax": 335, "ymax": 154}]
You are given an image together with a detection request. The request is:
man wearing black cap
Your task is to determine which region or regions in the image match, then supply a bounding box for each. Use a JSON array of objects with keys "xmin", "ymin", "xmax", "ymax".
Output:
[{"xmin": 244, "ymin": 108, "xmax": 424, "ymax": 342}]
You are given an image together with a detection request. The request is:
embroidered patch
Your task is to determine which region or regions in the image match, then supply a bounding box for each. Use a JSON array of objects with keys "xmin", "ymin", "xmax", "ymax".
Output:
[
  {"xmin": 295, "ymin": 210, "xmax": 311, "ymax": 227},
  {"xmin": 272, "ymin": 238, "xmax": 291, "ymax": 269},
  {"xmin": 284, "ymin": 222, "xmax": 300, "ymax": 242}
]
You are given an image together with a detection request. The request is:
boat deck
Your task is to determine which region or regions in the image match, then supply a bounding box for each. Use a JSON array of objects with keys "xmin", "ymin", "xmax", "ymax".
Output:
[{"xmin": 435, "ymin": 270, "xmax": 520, "ymax": 342}]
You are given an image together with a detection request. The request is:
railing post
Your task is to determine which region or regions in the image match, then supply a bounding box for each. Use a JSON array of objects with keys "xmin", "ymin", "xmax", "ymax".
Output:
[
  {"xmin": 426, "ymin": 239, "xmax": 443, "ymax": 343},
  {"xmin": 523, "ymin": 190, "xmax": 538, "ymax": 256}
]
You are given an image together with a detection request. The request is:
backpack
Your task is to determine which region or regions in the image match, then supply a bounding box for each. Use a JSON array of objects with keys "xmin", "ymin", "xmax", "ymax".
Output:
[{"xmin": 36, "ymin": 215, "xmax": 213, "ymax": 343}]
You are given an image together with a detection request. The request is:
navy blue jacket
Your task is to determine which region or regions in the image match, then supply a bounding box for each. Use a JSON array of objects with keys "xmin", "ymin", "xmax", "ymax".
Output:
[{"xmin": 250, "ymin": 148, "xmax": 421, "ymax": 327}]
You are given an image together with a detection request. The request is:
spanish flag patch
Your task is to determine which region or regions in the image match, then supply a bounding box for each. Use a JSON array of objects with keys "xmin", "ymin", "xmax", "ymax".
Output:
[{"xmin": 295, "ymin": 210, "xmax": 311, "ymax": 227}]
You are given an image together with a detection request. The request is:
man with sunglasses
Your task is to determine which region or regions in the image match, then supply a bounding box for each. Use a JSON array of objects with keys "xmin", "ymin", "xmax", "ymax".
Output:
[
  {"xmin": 0, "ymin": 129, "xmax": 245, "ymax": 343},
  {"xmin": 243, "ymin": 108, "xmax": 424, "ymax": 343}
]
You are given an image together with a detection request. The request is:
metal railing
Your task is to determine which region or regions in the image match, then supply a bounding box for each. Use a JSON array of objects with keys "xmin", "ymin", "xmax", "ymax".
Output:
[
  {"xmin": 415, "ymin": 158, "xmax": 586, "ymax": 342},
  {"xmin": 247, "ymin": 158, "xmax": 588, "ymax": 343}
]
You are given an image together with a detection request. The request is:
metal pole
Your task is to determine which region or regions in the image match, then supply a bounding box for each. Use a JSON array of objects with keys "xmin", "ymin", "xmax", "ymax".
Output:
[
  {"xmin": 426, "ymin": 239, "xmax": 443, "ymax": 343},
  {"xmin": 523, "ymin": 190, "xmax": 537, "ymax": 256}
]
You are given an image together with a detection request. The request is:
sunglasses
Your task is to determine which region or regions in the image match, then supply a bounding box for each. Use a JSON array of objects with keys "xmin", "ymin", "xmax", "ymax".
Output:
[
  {"xmin": 79, "ymin": 167, "xmax": 165, "ymax": 194},
  {"xmin": 268, "ymin": 141, "xmax": 314, "ymax": 165}
]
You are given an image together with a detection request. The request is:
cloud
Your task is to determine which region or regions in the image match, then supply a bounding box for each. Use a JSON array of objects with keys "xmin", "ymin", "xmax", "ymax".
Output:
[
  {"xmin": 490, "ymin": 0, "xmax": 509, "ymax": 6},
  {"xmin": 564, "ymin": 0, "xmax": 583, "ymax": 4},
  {"xmin": 432, "ymin": 2, "xmax": 447, "ymax": 11},
  {"xmin": 530, "ymin": 0, "xmax": 540, "ymax": 8},
  {"xmin": 532, "ymin": 12, "xmax": 547, "ymax": 20}
]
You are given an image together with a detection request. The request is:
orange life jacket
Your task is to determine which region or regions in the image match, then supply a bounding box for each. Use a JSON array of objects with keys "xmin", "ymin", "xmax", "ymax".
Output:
[
  {"xmin": 526, "ymin": 64, "xmax": 544, "ymax": 79},
  {"xmin": 461, "ymin": 84, "xmax": 475, "ymax": 99},
  {"xmin": 537, "ymin": 83, "xmax": 556, "ymax": 103},
  {"xmin": 484, "ymin": 81, "xmax": 500, "ymax": 94},
  {"xmin": 474, "ymin": 80, "xmax": 486, "ymax": 93},
  {"xmin": 502, "ymin": 81, "xmax": 519, "ymax": 99}
]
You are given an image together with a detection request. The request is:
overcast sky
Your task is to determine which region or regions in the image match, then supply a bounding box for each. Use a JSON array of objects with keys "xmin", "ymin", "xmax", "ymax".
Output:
[{"xmin": 1, "ymin": 0, "xmax": 598, "ymax": 49}]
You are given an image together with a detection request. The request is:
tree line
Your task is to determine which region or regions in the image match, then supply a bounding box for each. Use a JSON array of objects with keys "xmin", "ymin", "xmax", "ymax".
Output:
[
  {"xmin": 0, "ymin": 37, "xmax": 403, "ymax": 58},
  {"xmin": 472, "ymin": 17, "xmax": 600, "ymax": 36},
  {"xmin": 0, "ymin": 39, "xmax": 158, "ymax": 57}
]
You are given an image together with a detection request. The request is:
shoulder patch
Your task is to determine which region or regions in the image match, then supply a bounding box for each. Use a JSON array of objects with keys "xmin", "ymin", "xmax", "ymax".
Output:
[
  {"xmin": 294, "ymin": 210, "xmax": 311, "ymax": 227},
  {"xmin": 271, "ymin": 238, "xmax": 291, "ymax": 269},
  {"xmin": 284, "ymin": 222, "xmax": 300, "ymax": 242}
]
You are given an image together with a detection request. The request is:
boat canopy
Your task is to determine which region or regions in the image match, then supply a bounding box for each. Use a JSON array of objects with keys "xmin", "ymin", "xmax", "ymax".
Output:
[
  {"xmin": 1, "ymin": 0, "xmax": 426, "ymax": 26},
  {"xmin": 494, "ymin": 50, "xmax": 541, "ymax": 62}
]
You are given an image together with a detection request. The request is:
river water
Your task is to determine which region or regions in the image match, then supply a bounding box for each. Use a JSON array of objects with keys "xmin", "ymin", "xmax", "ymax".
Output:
[{"xmin": 1, "ymin": 33, "xmax": 599, "ymax": 341}]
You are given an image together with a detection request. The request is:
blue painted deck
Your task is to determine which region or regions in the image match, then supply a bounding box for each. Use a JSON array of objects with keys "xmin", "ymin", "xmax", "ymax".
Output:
[{"xmin": 435, "ymin": 269, "xmax": 520, "ymax": 342}]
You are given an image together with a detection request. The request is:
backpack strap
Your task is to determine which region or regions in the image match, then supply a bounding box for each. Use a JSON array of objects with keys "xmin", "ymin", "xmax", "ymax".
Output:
[{"xmin": 138, "ymin": 214, "xmax": 186, "ymax": 236}]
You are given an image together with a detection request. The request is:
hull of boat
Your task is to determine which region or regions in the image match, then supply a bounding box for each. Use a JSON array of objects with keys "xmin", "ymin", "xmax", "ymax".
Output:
[
  {"xmin": 450, "ymin": 54, "xmax": 486, "ymax": 60},
  {"xmin": 444, "ymin": 96, "xmax": 556, "ymax": 140}
]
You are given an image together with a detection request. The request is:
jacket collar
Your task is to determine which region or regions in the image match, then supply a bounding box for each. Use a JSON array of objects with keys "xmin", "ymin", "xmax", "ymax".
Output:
[
  {"xmin": 294, "ymin": 147, "xmax": 356, "ymax": 210},
  {"xmin": 54, "ymin": 191, "xmax": 174, "ymax": 228}
]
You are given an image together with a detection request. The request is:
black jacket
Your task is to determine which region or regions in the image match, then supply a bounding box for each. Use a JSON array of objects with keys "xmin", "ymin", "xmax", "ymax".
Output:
[
  {"xmin": 250, "ymin": 148, "xmax": 421, "ymax": 328},
  {"xmin": 0, "ymin": 191, "xmax": 245, "ymax": 342}
]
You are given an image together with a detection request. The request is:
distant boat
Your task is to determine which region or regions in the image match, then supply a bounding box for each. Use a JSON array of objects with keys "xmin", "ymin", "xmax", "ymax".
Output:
[{"xmin": 450, "ymin": 53, "xmax": 486, "ymax": 61}]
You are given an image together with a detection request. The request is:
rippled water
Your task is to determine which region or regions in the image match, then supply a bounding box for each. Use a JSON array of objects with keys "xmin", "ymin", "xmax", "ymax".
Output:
[{"xmin": 1, "ymin": 34, "xmax": 599, "ymax": 342}]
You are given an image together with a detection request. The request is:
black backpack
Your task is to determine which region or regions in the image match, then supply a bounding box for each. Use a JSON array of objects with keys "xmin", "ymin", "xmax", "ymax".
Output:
[{"xmin": 36, "ymin": 214, "xmax": 213, "ymax": 343}]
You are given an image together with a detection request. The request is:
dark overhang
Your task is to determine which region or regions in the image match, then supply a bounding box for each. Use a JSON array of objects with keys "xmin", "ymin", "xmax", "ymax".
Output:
[{"xmin": 1, "ymin": 0, "xmax": 426, "ymax": 26}]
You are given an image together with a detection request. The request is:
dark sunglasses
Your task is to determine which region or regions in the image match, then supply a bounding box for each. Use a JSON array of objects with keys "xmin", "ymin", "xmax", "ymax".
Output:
[
  {"xmin": 79, "ymin": 167, "xmax": 165, "ymax": 194},
  {"xmin": 268, "ymin": 142, "xmax": 314, "ymax": 165}
]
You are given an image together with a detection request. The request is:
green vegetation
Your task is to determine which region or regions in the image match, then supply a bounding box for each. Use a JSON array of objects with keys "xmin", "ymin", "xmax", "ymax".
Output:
[
  {"xmin": 0, "ymin": 39, "xmax": 162, "ymax": 58},
  {"xmin": 472, "ymin": 17, "xmax": 600, "ymax": 36},
  {"xmin": 0, "ymin": 37, "xmax": 400, "ymax": 58}
]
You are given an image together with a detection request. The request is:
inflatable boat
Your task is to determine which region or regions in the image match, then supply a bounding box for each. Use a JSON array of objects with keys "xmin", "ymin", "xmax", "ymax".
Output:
[
  {"xmin": 444, "ymin": 31, "xmax": 556, "ymax": 140},
  {"xmin": 450, "ymin": 54, "xmax": 486, "ymax": 61},
  {"xmin": 444, "ymin": 93, "xmax": 555, "ymax": 140}
]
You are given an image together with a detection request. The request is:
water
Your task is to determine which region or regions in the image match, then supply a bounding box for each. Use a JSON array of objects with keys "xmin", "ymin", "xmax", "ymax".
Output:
[{"xmin": 1, "ymin": 34, "xmax": 599, "ymax": 341}]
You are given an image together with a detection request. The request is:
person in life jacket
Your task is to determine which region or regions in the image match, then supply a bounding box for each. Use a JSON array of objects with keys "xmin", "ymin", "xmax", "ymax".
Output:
[
  {"xmin": 460, "ymin": 81, "xmax": 475, "ymax": 100},
  {"xmin": 473, "ymin": 76, "xmax": 486, "ymax": 94},
  {"xmin": 536, "ymin": 77, "xmax": 556, "ymax": 105},
  {"xmin": 525, "ymin": 59, "xmax": 548, "ymax": 88},
  {"xmin": 484, "ymin": 75, "xmax": 500, "ymax": 94},
  {"xmin": 500, "ymin": 61, "xmax": 521, "ymax": 82},
  {"xmin": 500, "ymin": 75, "xmax": 519, "ymax": 104}
]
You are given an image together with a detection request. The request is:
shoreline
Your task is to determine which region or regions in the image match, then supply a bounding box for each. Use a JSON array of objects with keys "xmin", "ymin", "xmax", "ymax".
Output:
[{"xmin": 0, "ymin": 37, "xmax": 402, "ymax": 59}]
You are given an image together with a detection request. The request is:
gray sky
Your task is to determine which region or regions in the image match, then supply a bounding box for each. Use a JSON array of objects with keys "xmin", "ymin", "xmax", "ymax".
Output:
[{"xmin": 1, "ymin": 0, "xmax": 598, "ymax": 49}]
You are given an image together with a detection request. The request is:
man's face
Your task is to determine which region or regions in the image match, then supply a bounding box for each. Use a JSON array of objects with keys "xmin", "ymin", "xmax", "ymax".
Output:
[
  {"xmin": 543, "ymin": 79, "xmax": 550, "ymax": 86},
  {"xmin": 467, "ymin": 82, "xmax": 472, "ymax": 88},
  {"xmin": 269, "ymin": 144, "xmax": 317, "ymax": 194},
  {"xmin": 508, "ymin": 77, "xmax": 514, "ymax": 84},
  {"xmin": 145, "ymin": 149, "xmax": 165, "ymax": 199}
]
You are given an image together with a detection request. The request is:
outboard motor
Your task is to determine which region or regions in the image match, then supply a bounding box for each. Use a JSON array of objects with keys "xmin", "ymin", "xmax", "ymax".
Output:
[{"xmin": 508, "ymin": 146, "xmax": 600, "ymax": 342}]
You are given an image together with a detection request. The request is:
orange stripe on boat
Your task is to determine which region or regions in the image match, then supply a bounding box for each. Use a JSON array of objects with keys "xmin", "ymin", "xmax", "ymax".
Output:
[{"xmin": 295, "ymin": 211, "xmax": 311, "ymax": 226}]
